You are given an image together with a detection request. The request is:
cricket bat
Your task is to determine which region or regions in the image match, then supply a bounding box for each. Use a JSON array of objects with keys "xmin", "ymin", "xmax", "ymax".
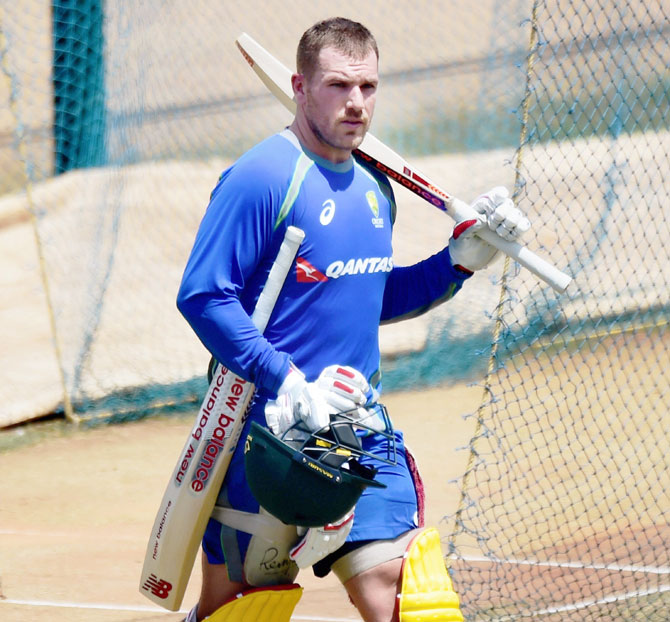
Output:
[
  {"xmin": 235, "ymin": 32, "xmax": 572, "ymax": 294},
  {"xmin": 139, "ymin": 225, "xmax": 305, "ymax": 611}
]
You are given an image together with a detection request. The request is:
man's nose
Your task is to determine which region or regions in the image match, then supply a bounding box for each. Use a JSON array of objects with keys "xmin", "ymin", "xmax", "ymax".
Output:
[{"xmin": 346, "ymin": 87, "xmax": 364, "ymax": 112}]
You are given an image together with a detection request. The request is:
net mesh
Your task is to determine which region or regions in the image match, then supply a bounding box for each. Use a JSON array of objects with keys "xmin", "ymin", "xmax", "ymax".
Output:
[
  {"xmin": 1, "ymin": 1, "xmax": 669, "ymax": 618},
  {"xmin": 443, "ymin": 2, "xmax": 670, "ymax": 620}
]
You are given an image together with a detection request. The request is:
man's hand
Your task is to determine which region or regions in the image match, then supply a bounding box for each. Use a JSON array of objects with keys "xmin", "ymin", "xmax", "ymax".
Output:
[
  {"xmin": 265, "ymin": 365, "xmax": 370, "ymax": 435},
  {"xmin": 448, "ymin": 186, "xmax": 530, "ymax": 274}
]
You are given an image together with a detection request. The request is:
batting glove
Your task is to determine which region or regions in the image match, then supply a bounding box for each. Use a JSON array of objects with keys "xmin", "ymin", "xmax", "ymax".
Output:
[
  {"xmin": 265, "ymin": 365, "xmax": 369, "ymax": 435},
  {"xmin": 448, "ymin": 186, "xmax": 530, "ymax": 274},
  {"xmin": 315, "ymin": 365, "xmax": 370, "ymax": 417}
]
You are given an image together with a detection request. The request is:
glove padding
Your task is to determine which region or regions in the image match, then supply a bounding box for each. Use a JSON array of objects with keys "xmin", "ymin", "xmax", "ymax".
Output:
[
  {"xmin": 289, "ymin": 508, "xmax": 355, "ymax": 568},
  {"xmin": 315, "ymin": 365, "xmax": 370, "ymax": 418},
  {"xmin": 448, "ymin": 186, "xmax": 530, "ymax": 273},
  {"xmin": 265, "ymin": 365, "xmax": 370, "ymax": 436}
]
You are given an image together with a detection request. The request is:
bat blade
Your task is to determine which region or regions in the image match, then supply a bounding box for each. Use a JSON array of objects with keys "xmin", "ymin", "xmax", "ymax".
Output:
[
  {"xmin": 236, "ymin": 33, "xmax": 571, "ymax": 293},
  {"xmin": 139, "ymin": 366, "xmax": 253, "ymax": 610},
  {"xmin": 139, "ymin": 226, "xmax": 305, "ymax": 610},
  {"xmin": 236, "ymin": 35, "xmax": 296, "ymax": 115}
]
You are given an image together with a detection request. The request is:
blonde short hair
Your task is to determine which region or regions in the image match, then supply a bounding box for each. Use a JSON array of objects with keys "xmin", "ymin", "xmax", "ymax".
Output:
[{"xmin": 297, "ymin": 17, "xmax": 379, "ymax": 80}]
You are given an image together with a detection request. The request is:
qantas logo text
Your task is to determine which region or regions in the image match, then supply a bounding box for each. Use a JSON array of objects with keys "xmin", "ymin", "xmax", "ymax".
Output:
[{"xmin": 297, "ymin": 255, "xmax": 393, "ymax": 281}]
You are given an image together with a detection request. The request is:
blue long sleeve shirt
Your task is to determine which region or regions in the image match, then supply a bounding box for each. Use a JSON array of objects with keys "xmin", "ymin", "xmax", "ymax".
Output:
[{"xmin": 177, "ymin": 129, "xmax": 469, "ymax": 400}]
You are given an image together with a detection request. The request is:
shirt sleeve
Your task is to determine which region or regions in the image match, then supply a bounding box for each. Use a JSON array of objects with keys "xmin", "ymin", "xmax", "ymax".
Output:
[
  {"xmin": 379, "ymin": 246, "xmax": 471, "ymax": 324},
  {"xmin": 176, "ymin": 156, "xmax": 292, "ymax": 395}
]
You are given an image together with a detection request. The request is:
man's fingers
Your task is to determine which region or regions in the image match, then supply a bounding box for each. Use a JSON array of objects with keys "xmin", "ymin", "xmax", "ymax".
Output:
[{"xmin": 488, "ymin": 201, "xmax": 531, "ymax": 241}]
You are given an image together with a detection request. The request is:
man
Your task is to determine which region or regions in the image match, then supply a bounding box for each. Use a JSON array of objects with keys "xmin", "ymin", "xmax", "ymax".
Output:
[{"xmin": 177, "ymin": 17, "xmax": 529, "ymax": 622}]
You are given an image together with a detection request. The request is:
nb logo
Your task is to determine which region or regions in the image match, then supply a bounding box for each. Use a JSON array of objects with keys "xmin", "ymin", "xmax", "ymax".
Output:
[{"xmin": 142, "ymin": 573, "xmax": 172, "ymax": 599}]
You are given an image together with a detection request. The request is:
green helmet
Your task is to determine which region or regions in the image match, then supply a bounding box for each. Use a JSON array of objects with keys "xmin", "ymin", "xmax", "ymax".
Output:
[{"xmin": 244, "ymin": 412, "xmax": 392, "ymax": 527}]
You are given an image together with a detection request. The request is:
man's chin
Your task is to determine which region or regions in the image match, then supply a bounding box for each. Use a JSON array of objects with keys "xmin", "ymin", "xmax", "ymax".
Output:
[
  {"xmin": 340, "ymin": 131, "xmax": 367, "ymax": 151},
  {"xmin": 350, "ymin": 135, "xmax": 365, "ymax": 150},
  {"xmin": 317, "ymin": 129, "xmax": 368, "ymax": 156}
]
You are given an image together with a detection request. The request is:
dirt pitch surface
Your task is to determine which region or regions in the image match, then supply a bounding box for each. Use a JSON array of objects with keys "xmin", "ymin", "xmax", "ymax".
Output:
[{"xmin": 0, "ymin": 383, "xmax": 481, "ymax": 622}]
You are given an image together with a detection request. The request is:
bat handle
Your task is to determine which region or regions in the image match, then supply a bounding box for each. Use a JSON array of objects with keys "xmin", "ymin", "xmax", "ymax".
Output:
[
  {"xmin": 450, "ymin": 198, "xmax": 571, "ymax": 293},
  {"xmin": 251, "ymin": 226, "xmax": 305, "ymax": 331}
]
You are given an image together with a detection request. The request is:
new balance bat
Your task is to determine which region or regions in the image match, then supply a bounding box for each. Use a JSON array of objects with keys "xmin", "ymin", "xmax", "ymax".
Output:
[
  {"xmin": 236, "ymin": 32, "xmax": 571, "ymax": 294},
  {"xmin": 139, "ymin": 226, "xmax": 305, "ymax": 611}
]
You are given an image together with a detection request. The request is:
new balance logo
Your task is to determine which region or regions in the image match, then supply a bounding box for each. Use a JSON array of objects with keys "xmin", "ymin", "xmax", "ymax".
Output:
[{"xmin": 142, "ymin": 574, "xmax": 173, "ymax": 599}]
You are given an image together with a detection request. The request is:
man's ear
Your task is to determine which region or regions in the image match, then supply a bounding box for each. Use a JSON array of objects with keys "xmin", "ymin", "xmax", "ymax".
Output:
[{"xmin": 291, "ymin": 73, "xmax": 305, "ymax": 102}]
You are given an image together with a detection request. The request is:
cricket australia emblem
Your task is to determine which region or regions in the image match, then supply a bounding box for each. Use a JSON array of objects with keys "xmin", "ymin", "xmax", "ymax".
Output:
[{"xmin": 366, "ymin": 191, "xmax": 384, "ymax": 228}]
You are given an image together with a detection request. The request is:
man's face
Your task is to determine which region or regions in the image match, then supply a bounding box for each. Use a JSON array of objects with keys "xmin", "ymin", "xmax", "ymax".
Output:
[{"xmin": 297, "ymin": 46, "xmax": 378, "ymax": 160}]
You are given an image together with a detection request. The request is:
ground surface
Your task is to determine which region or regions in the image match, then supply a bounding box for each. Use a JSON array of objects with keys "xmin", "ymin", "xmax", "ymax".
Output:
[{"xmin": 0, "ymin": 383, "xmax": 481, "ymax": 622}]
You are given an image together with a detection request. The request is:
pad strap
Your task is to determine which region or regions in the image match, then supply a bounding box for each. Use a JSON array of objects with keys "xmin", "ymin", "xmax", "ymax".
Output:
[
  {"xmin": 211, "ymin": 506, "xmax": 296, "ymax": 541},
  {"xmin": 204, "ymin": 584, "xmax": 303, "ymax": 622},
  {"xmin": 398, "ymin": 528, "xmax": 463, "ymax": 622}
]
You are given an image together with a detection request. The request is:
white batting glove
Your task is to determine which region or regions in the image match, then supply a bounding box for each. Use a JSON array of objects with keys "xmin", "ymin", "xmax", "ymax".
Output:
[
  {"xmin": 265, "ymin": 365, "xmax": 370, "ymax": 435},
  {"xmin": 265, "ymin": 366, "xmax": 330, "ymax": 435},
  {"xmin": 315, "ymin": 365, "xmax": 370, "ymax": 417},
  {"xmin": 289, "ymin": 508, "xmax": 355, "ymax": 568},
  {"xmin": 448, "ymin": 187, "xmax": 530, "ymax": 273}
]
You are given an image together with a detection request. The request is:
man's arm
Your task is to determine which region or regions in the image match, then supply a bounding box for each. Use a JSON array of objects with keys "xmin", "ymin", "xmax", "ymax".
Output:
[
  {"xmin": 176, "ymin": 161, "xmax": 291, "ymax": 395},
  {"xmin": 380, "ymin": 248, "xmax": 469, "ymax": 325},
  {"xmin": 380, "ymin": 187, "xmax": 530, "ymax": 324}
]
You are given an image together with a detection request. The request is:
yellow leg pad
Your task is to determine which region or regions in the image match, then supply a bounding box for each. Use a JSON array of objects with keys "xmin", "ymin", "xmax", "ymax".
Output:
[
  {"xmin": 398, "ymin": 528, "xmax": 464, "ymax": 622},
  {"xmin": 204, "ymin": 584, "xmax": 303, "ymax": 622}
]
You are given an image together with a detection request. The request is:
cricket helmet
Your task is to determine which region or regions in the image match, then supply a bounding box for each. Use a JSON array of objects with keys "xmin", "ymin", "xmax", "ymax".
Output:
[{"xmin": 244, "ymin": 409, "xmax": 395, "ymax": 527}]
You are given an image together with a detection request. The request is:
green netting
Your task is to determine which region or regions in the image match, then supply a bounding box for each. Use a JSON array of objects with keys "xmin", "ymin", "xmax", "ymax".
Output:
[
  {"xmin": 52, "ymin": 0, "xmax": 106, "ymax": 173},
  {"xmin": 1, "ymin": 1, "xmax": 669, "ymax": 618}
]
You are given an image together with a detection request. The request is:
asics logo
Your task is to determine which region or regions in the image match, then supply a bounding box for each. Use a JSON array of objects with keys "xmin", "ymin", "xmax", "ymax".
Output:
[
  {"xmin": 297, "ymin": 256, "xmax": 393, "ymax": 282},
  {"xmin": 320, "ymin": 199, "xmax": 336, "ymax": 225}
]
